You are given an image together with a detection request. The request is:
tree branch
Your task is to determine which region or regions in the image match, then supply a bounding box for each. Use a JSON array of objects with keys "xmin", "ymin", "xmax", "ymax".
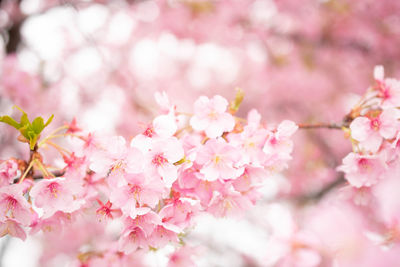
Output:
[
  {"xmin": 297, "ymin": 122, "xmax": 347, "ymax": 130},
  {"xmin": 295, "ymin": 174, "xmax": 346, "ymax": 204}
]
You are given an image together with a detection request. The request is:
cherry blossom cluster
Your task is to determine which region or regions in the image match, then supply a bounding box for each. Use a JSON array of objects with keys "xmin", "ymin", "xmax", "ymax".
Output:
[
  {"xmin": 0, "ymin": 93, "xmax": 297, "ymax": 265},
  {"xmin": 337, "ymin": 66, "xmax": 400, "ymax": 245}
]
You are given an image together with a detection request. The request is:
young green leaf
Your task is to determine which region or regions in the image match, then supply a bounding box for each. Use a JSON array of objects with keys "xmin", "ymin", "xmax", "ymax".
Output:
[{"xmin": 0, "ymin": 106, "xmax": 54, "ymax": 150}]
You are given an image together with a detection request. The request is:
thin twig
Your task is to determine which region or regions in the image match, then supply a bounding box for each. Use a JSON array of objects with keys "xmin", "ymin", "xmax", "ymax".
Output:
[
  {"xmin": 295, "ymin": 174, "xmax": 346, "ymax": 204},
  {"xmin": 33, "ymin": 170, "xmax": 65, "ymax": 180},
  {"xmin": 297, "ymin": 122, "xmax": 346, "ymax": 130}
]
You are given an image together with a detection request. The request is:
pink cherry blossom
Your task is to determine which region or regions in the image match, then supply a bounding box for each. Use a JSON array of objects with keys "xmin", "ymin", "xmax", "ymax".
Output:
[
  {"xmin": 0, "ymin": 218, "xmax": 26, "ymax": 241},
  {"xmin": 90, "ymin": 136, "xmax": 144, "ymax": 187},
  {"xmin": 195, "ymin": 138, "xmax": 244, "ymax": 181},
  {"xmin": 109, "ymin": 174, "xmax": 164, "ymax": 219},
  {"xmin": 168, "ymin": 246, "xmax": 198, "ymax": 267},
  {"xmin": 29, "ymin": 211, "xmax": 70, "ymax": 235},
  {"xmin": 118, "ymin": 226, "xmax": 148, "ymax": 254},
  {"xmin": 190, "ymin": 95, "xmax": 235, "ymax": 138},
  {"xmin": 153, "ymin": 114, "xmax": 178, "ymax": 138},
  {"xmin": 374, "ymin": 66, "xmax": 400, "ymax": 109},
  {"xmin": 350, "ymin": 109, "xmax": 400, "ymax": 152},
  {"xmin": 95, "ymin": 200, "xmax": 122, "ymax": 221},
  {"xmin": 228, "ymin": 110, "xmax": 269, "ymax": 166},
  {"xmin": 207, "ymin": 187, "xmax": 253, "ymax": 217},
  {"xmin": 159, "ymin": 195, "xmax": 199, "ymax": 231},
  {"xmin": 337, "ymin": 152, "xmax": 387, "ymax": 188},
  {"xmin": 144, "ymin": 137, "xmax": 184, "ymax": 187},
  {"xmin": 118, "ymin": 212, "xmax": 161, "ymax": 254},
  {"xmin": 0, "ymin": 159, "xmax": 19, "ymax": 186},
  {"xmin": 263, "ymin": 120, "xmax": 298, "ymax": 171},
  {"xmin": 0, "ymin": 184, "xmax": 33, "ymax": 226},
  {"xmin": 30, "ymin": 178, "xmax": 84, "ymax": 218}
]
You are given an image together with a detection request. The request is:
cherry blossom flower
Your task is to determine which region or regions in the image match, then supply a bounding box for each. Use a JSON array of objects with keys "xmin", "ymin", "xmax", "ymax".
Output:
[
  {"xmin": 109, "ymin": 174, "xmax": 164, "ymax": 219},
  {"xmin": 118, "ymin": 226, "xmax": 148, "ymax": 254},
  {"xmin": 0, "ymin": 159, "xmax": 19, "ymax": 186},
  {"xmin": 159, "ymin": 196, "xmax": 199, "ymax": 231},
  {"xmin": 0, "ymin": 218, "xmax": 26, "ymax": 241},
  {"xmin": 207, "ymin": 188, "xmax": 252, "ymax": 217},
  {"xmin": 374, "ymin": 66, "xmax": 400, "ymax": 109},
  {"xmin": 118, "ymin": 212, "xmax": 161, "ymax": 254},
  {"xmin": 143, "ymin": 137, "xmax": 184, "ymax": 187},
  {"xmin": 0, "ymin": 184, "xmax": 33, "ymax": 226},
  {"xmin": 190, "ymin": 95, "xmax": 235, "ymax": 138},
  {"xmin": 30, "ymin": 178, "xmax": 84, "ymax": 218},
  {"xmin": 263, "ymin": 120, "xmax": 298, "ymax": 170},
  {"xmin": 89, "ymin": 136, "xmax": 144, "ymax": 187},
  {"xmin": 168, "ymin": 246, "xmax": 198, "ymax": 267},
  {"xmin": 195, "ymin": 138, "xmax": 244, "ymax": 181},
  {"xmin": 95, "ymin": 200, "xmax": 122, "ymax": 221},
  {"xmin": 337, "ymin": 152, "xmax": 387, "ymax": 188},
  {"xmin": 350, "ymin": 109, "xmax": 400, "ymax": 153}
]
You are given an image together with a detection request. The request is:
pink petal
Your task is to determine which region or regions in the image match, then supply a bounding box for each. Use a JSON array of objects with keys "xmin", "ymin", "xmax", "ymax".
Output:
[
  {"xmin": 211, "ymin": 95, "xmax": 229, "ymax": 113},
  {"xmin": 277, "ymin": 120, "xmax": 298, "ymax": 137},
  {"xmin": 158, "ymin": 164, "xmax": 178, "ymax": 187},
  {"xmin": 361, "ymin": 133, "xmax": 382, "ymax": 153},
  {"xmin": 153, "ymin": 115, "xmax": 177, "ymax": 138},
  {"xmin": 190, "ymin": 115, "xmax": 209, "ymax": 131},
  {"xmin": 350, "ymin": 117, "xmax": 370, "ymax": 141}
]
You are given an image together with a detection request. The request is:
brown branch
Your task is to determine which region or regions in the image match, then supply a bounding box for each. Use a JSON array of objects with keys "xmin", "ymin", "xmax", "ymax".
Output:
[
  {"xmin": 32, "ymin": 170, "xmax": 65, "ymax": 180},
  {"xmin": 297, "ymin": 122, "xmax": 346, "ymax": 130},
  {"xmin": 295, "ymin": 174, "xmax": 346, "ymax": 204}
]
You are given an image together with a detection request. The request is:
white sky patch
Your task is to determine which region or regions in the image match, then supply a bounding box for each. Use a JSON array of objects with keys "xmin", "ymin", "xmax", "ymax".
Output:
[
  {"xmin": 130, "ymin": 39, "xmax": 160, "ymax": 79},
  {"xmin": 187, "ymin": 66, "xmax": 211, "ymax": 89},
  {"xmin": 2, "ymin": 237, "xmax": 42, "ymax": 267},
  {"xmin": 81, "ymin": 86, "xmax": 124, "ymax": 134},
  {"xmin": 20, "ymin": 0, "xmax": 41, "ymax": 15},
  {"xmin": 136, "ymin": 1, "xmax": 160, "ymax": 22},
  {"xmin": 247, "ymin": 41, "xmax": 268, "ymax": 63},
  {"xmin": 250, "ymin": 0, "xmax": 277, "ymax": 26},
  {"xmin": 65, "ymin": 47, "xmax": 102, "ymax": 79},
  {"xmin": 176, "ymin": 39, "xmax": 196, "ymax": 61},
  {"xmin": 144, "ymin": 244, "xmax": 175, "ymax": 266},
  {"xmin": 192, "ymin": 43, "xmax": 240, "ymax": 85},
  {"xmin": 106, "ymin": 11, "xmax": 136, "ymax": 45},
  {"xmin": 22, "ymin": 7, "xmax": 82, "ymax": 60},
  {"xmin": 191, "ymin": 214, "xmax": 271, "ymax": 266},
  {"xmin": 17, "ymin": 49, "xmax": 41, "ymax": 74},
  {"xmin": 77, "ymin": 4, "xmax": 109, "ymax": 35},
  {"xmin": 59, "ymin": 80, "xmax": 80, "ymax": 115}
]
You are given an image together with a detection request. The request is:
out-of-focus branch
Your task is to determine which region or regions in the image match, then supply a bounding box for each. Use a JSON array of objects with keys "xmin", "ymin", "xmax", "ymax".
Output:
[
  {"xmin": 5, "ymin": 20, "xmax": 22, "ymax": 54},
  {"xmin": 295, "ymin": 174, "xmax": 346, "ymax": 204}
]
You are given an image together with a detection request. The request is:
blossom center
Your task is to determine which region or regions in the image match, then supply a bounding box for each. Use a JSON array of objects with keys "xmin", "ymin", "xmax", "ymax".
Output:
[
  {"xmin": 214, "ymin": 155, "xmax": 222, "ymax": 164},
  {"xmin": 357, "ymin": 158, "xmax": 371, "ymax": 172},
  {"xmin": 152, "ymin": 154, "xmax": 168, "ymax": 167},
  {"xmin": 370, "ymin": 118, "xmax": 381, "ymax": 131},
  {"xmin": 143, "ymin": 126, "xmax": 154, "ymax": 137},
  {"xmin": 129, "ymin": 185, "xmax": 142, "ymax": 201},
  {"xmin": 47, "ymin": 182, "xmax": 60, "ymax": 198},
  {"xmin": 5, "ymin": 196, "xmax": 17, "ymax": 215},
  {"xmin": 110, "ymin": 160, "xmax": 126, "ymax": 174},
  {"xmin": 208, "ymin": 111, "xmax": 217, "ymax": 120}
]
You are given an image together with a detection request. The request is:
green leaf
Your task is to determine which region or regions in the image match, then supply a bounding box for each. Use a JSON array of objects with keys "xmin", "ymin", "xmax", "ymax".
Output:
[
  {"xmin": 1, "ymin": 106, "xmax": 54, "ymax": 150},
  {"xmin": 229, "ymin": 87, "xmax": 244, "ymax": 113},
  {"xmin": 20, "ymin": 113, "xmax": 30, "ymax": 128},
  {"xmin": 44, "ymin": 114, "xmax": 54, "ymax": 128},
  {"xmin": 0, "ymin": 115, "xmax": 21, "ymax": 129},
  {"xmin": 32, "ymin": 117, "xmax": 45, "ymax": 134}
]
